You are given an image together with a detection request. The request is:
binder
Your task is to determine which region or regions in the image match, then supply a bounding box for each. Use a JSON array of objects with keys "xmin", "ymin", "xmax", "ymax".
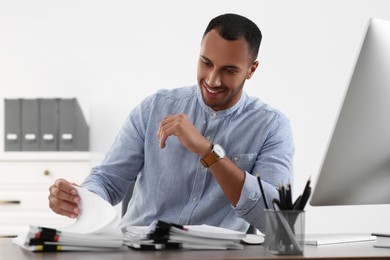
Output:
[
  {"xmin": 4, "ymin": 99, "xmax": 22, "ymax": 151},
  {"xmin": 21, "ymin": 99, "xmax": 39, "ymax": 151},
  {"xmin": 39, "ymin": 99, "xmax": 59, "ymax": 151},
  {"xmin": 58, "ymin": 98, "xmax": 89, "ymax": 151}
]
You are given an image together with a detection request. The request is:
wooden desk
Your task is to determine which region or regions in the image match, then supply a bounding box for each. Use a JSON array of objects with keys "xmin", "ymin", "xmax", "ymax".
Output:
[{"xmin": 1, "ymin": 238, "xmax": 390, "ymax": 260}]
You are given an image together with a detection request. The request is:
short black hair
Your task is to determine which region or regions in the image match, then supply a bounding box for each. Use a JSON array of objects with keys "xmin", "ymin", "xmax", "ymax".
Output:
[{"xmin": 203, "ymin": 13, "xmax": 262, "ymax": 61}]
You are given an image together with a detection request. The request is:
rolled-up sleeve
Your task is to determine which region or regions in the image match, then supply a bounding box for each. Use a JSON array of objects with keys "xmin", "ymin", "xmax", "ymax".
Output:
[{"xmin": 233, "ymin": 115, "xmax": 294, "ymax": 233}]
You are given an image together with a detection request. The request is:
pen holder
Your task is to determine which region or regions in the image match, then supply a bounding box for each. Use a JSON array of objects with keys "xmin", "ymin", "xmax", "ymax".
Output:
[{"xmin": 264, "ymin": 210, "xmax": 305, "ymax": 255}]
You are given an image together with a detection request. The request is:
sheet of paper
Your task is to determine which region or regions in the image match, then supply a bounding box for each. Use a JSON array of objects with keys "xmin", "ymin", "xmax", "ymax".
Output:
[{"xmin": 61, "ymin": 185, "xmax": 119, "ymax": 234}]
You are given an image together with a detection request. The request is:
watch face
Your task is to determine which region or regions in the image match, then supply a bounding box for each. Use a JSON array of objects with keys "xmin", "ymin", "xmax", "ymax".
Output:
[{"xmin": 213, "ymin": 144, "xmax": 226, "ymax": 158}]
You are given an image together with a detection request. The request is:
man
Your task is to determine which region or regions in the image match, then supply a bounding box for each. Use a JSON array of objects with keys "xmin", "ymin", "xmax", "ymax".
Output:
[{"xmin": 48, "ymin": 13, "xmax": 294, "ymax": 233}]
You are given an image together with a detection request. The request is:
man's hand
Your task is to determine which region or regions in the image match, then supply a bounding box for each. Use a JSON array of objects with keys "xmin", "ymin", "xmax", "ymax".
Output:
[
  {"xmin": 48, "ymin": 178, "xmax": 80, "ymax": 219},
  {"xmin": 157, "ymin": 113, "xmax": 211, "ymax": 157}
]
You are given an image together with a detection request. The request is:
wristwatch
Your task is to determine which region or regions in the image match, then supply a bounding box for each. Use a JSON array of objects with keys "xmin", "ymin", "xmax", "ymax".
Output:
[{"xmin": 200, "ymin": 144, "xmax": 226, "ymax": 168}]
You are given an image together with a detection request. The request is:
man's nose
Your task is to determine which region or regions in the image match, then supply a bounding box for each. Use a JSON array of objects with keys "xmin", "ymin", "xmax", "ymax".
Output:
[{"xmin": 206, "ymin": 69, "xmax": 221, "ymax": 87}]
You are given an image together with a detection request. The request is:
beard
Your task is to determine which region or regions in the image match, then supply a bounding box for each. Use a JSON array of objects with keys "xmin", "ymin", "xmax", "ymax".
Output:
[{"xmin": 199, "ymin": 79, "xmax": 245, "ymax": 110}]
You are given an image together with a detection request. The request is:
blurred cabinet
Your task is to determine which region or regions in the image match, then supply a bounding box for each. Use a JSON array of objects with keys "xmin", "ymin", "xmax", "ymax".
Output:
[{"xmin": 0, "ymin": 152, "xmax": 90, "ymax": 236}]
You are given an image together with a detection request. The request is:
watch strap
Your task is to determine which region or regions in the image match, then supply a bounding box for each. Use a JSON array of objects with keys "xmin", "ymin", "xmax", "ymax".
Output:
[{"xmin": 200, "ymin": 150, "xmax": 219, "ymax": 168}]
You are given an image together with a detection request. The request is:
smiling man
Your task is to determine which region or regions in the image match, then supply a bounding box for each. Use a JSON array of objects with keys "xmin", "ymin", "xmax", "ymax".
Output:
[{"xmin": 48, "ymin": 13, "xmax": 294, "ymax": 233}]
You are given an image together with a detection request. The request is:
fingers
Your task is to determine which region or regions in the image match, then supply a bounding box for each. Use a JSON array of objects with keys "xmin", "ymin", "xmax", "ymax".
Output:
[
  {"xmin": 157, "ymin": 114, "xmax": 184, "ymax": 148},
  {"xmin": 156, "ymin": 113, "xmax": 209, "ymax": 155},
  {"xmin": 48, "ymin": 178, "xmax": 80, "ymax": 219}
]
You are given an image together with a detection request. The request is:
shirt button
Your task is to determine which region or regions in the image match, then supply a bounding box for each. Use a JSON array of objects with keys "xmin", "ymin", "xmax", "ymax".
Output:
[
  {"xmin": 193, "ymin": 197, "xmax": 198, "ymax": 202},
  {"xmin": 233, "ymin": 156, "xmax": 239, "ymax": 162},
  {"xmin": 206, "ymin": 136, "xmax": 211, "ymax": 140},
  {"xmin": 211, "ymin": 112, "xmax": 217, "ymax": 118}
]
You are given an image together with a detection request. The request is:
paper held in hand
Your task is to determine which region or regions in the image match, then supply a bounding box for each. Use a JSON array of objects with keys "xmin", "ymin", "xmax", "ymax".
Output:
[{"xmin": 13, "ymin": 186, "xmax": 124, "ymax": 252}]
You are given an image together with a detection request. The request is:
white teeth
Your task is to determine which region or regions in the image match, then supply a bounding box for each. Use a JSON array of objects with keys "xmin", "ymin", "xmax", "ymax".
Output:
[{"xmin": 206, "ymin": 87, "xmax": 223, "ymax": 94}]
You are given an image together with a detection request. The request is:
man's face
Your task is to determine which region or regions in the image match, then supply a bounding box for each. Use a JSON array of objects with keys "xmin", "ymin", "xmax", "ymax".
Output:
[{"xmin": 197, "ymin": 29, "xmax": 258, "ymax": 111}]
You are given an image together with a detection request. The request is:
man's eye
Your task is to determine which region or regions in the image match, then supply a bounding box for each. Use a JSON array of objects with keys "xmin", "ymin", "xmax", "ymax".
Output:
[
  {"xmin": 202, "ymin": 59, "xmax": 211, "ymax": 67},
  {"xmin": 225, "ymin": 69, "xmax": 238, "ymax": 74}
]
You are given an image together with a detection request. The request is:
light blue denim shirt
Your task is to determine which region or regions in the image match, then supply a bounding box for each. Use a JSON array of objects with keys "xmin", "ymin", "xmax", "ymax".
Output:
[{"xmin": 83, "ymin": 85, "xmax": 294, "ymax": 233}]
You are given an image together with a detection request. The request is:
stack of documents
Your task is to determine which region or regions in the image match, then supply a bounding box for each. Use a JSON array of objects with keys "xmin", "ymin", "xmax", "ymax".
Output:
[
  {"xmin": 13, "ymin": 186, "xmax": 125, "ymax": 252},
  {"xmin": 13, "ymin": 225, "xmax": 124, "ymax": 252},
  {"xmin": 124, "ymin": 220, "xmax": 247, "ymax": 250}
]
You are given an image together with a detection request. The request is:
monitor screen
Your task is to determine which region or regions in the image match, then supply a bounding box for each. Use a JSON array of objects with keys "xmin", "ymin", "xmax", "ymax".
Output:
[{"xmin": 310, "ymin": 18, "xmax": 390, "ymax": 206}]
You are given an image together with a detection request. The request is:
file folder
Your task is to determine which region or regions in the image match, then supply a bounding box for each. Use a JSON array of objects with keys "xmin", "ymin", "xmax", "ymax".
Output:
[
  {"xmin": 21, "ymin": 99, "xmax": 39, "ymax": 151},
  {"xmin": 4, "ymin": 99, "xmax": 22, "ymax": 151},
  {"xmin": 39, "ymin": 98, "xmax": 59, "ymax": 151},
  {"xmin": 58, "ymin": 98, "xmax": 89, "ymax": 151}
]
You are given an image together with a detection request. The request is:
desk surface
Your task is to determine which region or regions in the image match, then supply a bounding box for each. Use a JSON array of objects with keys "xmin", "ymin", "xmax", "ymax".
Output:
[{"xmin": 1, "ymin": 238, "xmax": 390, "ymax": 260}]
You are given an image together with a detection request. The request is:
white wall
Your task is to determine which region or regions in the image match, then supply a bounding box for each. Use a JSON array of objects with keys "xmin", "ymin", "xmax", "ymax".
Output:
[{"xmin": 1, "ymin": 0, "xmax": 390, "ymax": 234}]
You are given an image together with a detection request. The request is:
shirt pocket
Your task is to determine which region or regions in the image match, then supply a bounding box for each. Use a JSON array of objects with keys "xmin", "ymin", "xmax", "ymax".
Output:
[{"xmin": 228, "ymin": 153, "xmax": 257, "ymax": 173}]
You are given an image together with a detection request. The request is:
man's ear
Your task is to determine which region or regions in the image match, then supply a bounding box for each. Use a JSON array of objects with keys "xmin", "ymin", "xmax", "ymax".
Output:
[{"xmin": 247, "ymin": 60, "xmax": 259, "ymax": 79}]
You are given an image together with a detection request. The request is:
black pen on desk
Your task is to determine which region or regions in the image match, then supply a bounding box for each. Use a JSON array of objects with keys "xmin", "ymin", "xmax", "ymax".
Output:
[
  {"xmin": 256, "ymin": 173, "xmax": 269, "ymax": 209},
  {"xmin": 371, "ymin": 233, "xmax": 390, "ymax": 237}
]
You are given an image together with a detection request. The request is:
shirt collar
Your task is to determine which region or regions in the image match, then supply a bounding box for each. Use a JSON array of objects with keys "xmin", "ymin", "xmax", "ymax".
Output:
[{"xmin": 195, "ymin": 84, "xmax": 247, "ymax": 118}]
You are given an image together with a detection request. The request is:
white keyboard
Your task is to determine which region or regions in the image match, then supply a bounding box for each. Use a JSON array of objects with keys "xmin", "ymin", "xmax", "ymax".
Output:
[{"xmin": 304, "ymin": 234, "xmax": 377, "ymax": 245}]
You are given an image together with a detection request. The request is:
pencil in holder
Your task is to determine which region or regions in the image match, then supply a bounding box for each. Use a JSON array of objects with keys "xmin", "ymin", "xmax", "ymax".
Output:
[{"xmin": 264, "ymin": 209, "xmax": 305, "ymax": 255}]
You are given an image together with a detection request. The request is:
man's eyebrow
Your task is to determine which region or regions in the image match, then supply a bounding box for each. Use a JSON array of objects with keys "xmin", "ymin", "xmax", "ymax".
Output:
[
  {"xmin": 200, "ymin": 55, "xmax": 241, "ymax": 70},
  {"xmin": 200, "ymin": 55, "xmax": 211, "ymax": 62},
  {"xmin": 224, "ymin": 65, "xmax": 241, "ymax": 70}
]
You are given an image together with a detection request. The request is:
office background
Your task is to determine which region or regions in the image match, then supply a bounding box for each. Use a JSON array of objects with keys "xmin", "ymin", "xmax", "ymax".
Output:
[{"xmin": 1, "ymin": 0, "xmax": 389, "ymax": 234}]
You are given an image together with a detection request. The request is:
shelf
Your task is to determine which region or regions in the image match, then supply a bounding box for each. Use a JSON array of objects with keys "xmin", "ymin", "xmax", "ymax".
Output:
[{"xmin": 0, "ymin": 152, "xmax": 91, "ymax": 162}]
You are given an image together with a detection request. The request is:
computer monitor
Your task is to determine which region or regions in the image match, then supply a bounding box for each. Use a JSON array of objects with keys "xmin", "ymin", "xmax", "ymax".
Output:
[{"xmin": 310, "ymin": 18, "xmax": 390, "ymax": 206}]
